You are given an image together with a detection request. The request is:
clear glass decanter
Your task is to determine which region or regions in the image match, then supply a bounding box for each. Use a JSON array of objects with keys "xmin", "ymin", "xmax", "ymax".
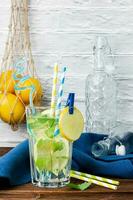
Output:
[
  {"xmin": 85, "ymin": 36, "xmax": 117, "ymax": 135},
  {"xmin": 86, "ymin": 36, "xmax": 133, "ymax": 157}
]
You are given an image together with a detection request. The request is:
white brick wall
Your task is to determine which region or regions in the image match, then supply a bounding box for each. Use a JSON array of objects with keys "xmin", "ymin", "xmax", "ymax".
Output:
[{"xmin": 0, "ymin": 0, "xmax": 133, "ymax": 146}]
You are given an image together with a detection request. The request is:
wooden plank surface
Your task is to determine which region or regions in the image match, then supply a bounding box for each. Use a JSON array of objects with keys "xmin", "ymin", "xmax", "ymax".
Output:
[
  {"xmin": 0, "ymin": 147, "xmax": 133, "ymax": 200},
  {"xmin": 0, "ymin": 179, "xmax": 132, "ymax": 200},
  {"xmin": 0, "ymin": 147, "xmax": 11, "ymax": 156}
]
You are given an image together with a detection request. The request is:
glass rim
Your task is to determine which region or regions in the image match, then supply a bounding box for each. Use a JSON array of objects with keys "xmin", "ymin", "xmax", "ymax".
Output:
[
  {"xmin": 26, "ymin": 105, "xmax": 50, "ymax": 109},
  {"xmin": 26, "ymin": 106, "xmax": 52, "ymax": 118}
]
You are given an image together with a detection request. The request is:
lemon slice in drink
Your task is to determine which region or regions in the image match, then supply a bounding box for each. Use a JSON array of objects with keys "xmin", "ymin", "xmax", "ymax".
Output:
[
  {"xmin": 59, "ymin": 107, "xmax": 84, "ymax": 141},
  {"xmin": 34, "ymin": 137, "xmax": 69, "ymax": 173}
]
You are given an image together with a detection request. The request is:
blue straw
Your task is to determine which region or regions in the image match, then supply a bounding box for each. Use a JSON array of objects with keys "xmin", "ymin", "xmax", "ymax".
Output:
[
  {"xmin": 13, "ymin": 58, "xmax": 35, "ymax": 114},
  {"xmin": 54, "ymin": 66, "xmax": 67, "ymax": 137}
]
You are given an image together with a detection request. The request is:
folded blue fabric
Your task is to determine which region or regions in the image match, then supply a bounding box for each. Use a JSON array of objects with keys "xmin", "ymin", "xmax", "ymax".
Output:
[
  {"xmin": 0, "ymin": 133, "xmax": 133, "ymax": 186},
  {"xmin": 0, "ymin": 140, "xmax": 30, "ymax": 186},
  {"xmin": 72, "ymin": 133, "xmax": 133, "ymax": 179}
]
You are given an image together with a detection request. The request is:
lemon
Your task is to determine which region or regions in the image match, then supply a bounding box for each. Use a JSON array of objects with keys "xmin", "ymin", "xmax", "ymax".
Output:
[
  {"xmin": 34, "ymin": 137, "xmax": 69, "ymax": 173},
  {"xmin": 0, "ymin": 93, "xmax": 25, "ymax": 124},
  {"xmin": 59, "ymin": 107, "xmax": 84, "ymax": 141},
  {"xmin": 15, "ymin": 77, "xmax": 43, "ymax": 105},
  {"xmin": 0, "ymin": 70, "xmax": 16, "ymax": 94}
]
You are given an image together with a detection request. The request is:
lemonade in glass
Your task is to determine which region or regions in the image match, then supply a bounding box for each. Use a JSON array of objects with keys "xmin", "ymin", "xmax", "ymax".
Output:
[{"xmin": 26, "ymin": 106, "xmax": 72, "ymax": 188}]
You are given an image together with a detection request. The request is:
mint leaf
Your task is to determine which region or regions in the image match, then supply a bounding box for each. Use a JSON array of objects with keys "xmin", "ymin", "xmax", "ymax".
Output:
[
  {"xmin": 67, "ymin": 182, "xmax": 92, "ymax": 191},
  {"xmin": 52, "ymin": 141, "xmax": 64, "ymax": 152},
  {"xmin": 45, "ymin": 119, "xmax": 56, "ymax": 138}
]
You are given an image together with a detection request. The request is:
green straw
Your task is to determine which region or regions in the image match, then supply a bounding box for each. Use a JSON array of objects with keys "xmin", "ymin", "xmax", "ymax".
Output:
[
  {"xmin": 70, "ymin": 171, "xmax": 119, "ymax": 190},
  {"xmin": 71, "ymin": 170, "xmax": 119, "ymax": 186}
]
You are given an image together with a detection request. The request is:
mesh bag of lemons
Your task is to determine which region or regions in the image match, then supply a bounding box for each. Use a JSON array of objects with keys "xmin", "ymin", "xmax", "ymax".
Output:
[{"xmin": 0, "ymin": 69, "xmax": 42, "ymax": 129}]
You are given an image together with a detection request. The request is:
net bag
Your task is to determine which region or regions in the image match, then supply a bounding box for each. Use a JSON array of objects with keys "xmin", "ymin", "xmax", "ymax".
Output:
[{"xmin": 0, "ymin": 0, "xmax": 43, "ymax": 130}]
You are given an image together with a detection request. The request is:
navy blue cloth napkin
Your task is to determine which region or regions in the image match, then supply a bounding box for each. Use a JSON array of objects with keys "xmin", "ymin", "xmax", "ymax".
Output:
[
  {"xmin": 0, "ymin": 140, "xmax": 30, "ymax": 186},
  {"xmin": 72, "ymin": 133, "xmax": 133, "ymax": 179},
  {"xmin": 0, "ymin": 133, "xmax": 133, "ymax": 186}
]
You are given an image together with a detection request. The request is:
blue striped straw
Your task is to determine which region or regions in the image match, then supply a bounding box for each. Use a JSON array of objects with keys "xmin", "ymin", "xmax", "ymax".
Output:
[{"xmin": 54, "ymin": 66, "xmax": 67, "ymax": 136}]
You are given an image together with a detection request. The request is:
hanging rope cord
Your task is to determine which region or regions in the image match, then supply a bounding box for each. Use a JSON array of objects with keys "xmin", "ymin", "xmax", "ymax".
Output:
[{"xmin": 0, "ymin": 0, "xmax": 39, "ymax": 128}]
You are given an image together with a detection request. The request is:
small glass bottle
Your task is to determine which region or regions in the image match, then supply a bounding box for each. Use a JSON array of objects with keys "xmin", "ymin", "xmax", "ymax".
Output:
[
  {"xmin": 91, "ymin": 132, "xmax": 133, "ymax": 157},
  {"xmin": 91, "ymin": 137, "xmax": 116, "ymax": 157},
  {"xmin": 85, "ymin": 36, "xmax": 117, "ymax": 135}
]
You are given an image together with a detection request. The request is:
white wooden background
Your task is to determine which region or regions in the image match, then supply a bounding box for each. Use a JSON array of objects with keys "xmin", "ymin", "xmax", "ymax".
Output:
[{"xmin": 0, "ymin": 0, "xmax": 133, "ymax": 146}]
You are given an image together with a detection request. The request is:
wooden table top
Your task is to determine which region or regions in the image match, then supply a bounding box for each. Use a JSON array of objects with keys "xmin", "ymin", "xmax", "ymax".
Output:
[
  {"xmin": 0, "ymin": 148, "xmax": 133, "ymax": 200},
  {"xmin": 0, "ymin": 179, "xmax": 132, "ymax": 200}
]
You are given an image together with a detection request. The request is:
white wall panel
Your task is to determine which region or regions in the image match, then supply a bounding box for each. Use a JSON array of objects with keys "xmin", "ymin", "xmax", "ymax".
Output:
[{"xmin": 0, "ymin": 0, "xmax": 133, "ymax": 146}]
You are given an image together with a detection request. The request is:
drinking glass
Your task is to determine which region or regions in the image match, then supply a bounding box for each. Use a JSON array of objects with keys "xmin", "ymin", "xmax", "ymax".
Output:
[{"xmin": 26, "ymin": 106, "xmax": 72, "ymax": 188}]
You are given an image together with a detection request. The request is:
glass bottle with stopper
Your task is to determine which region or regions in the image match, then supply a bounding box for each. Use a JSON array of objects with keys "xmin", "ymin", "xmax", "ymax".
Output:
[
  {"xmin": 85, "ymin": 36, "xmax": 117, "ymax": 135},
  {"xmin": 85, "ymin": 36, "xmax": 132, "ymax": 157}
]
